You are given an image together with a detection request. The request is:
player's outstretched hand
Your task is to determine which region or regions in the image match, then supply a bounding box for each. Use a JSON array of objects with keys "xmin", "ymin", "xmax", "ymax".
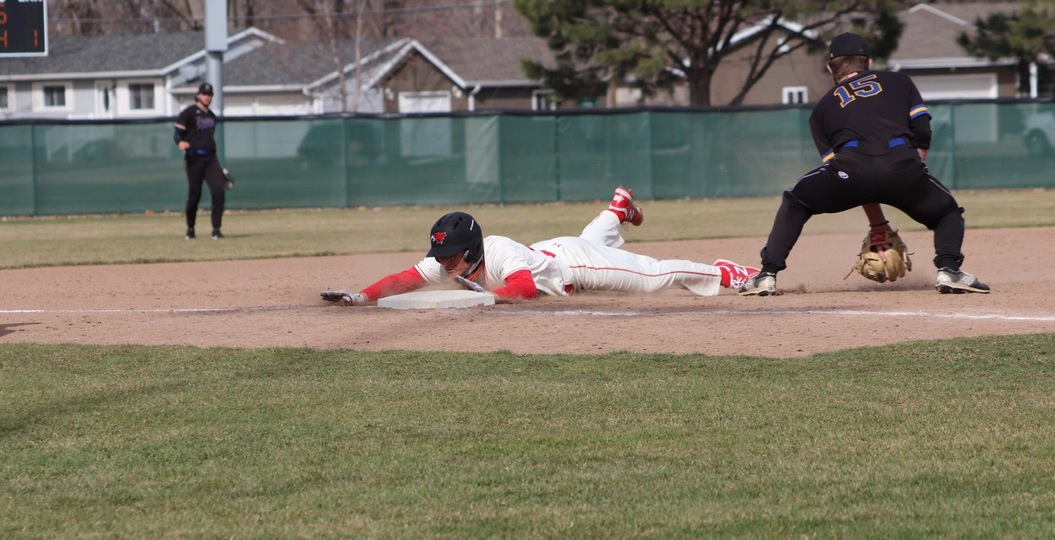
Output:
[
  {"xmin": 320, "ymin": 290, "xmax": 368, "ymax": 306},
  {"xmin": 454, "ymin": 275, "xmax": 487, "ymax": 293}
]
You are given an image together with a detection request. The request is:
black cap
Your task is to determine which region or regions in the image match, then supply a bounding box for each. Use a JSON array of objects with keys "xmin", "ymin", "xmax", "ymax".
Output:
[
  {"xmin": 426, "ymin": 211, "xmax": 483, "ymax": 262},
  {"xmin": 197, "ymin": 82, "xmax": 214, "ymax": 95},
  {"xmin": 829, "ymin": 33, "xmax": 869, "ymax": 59}
]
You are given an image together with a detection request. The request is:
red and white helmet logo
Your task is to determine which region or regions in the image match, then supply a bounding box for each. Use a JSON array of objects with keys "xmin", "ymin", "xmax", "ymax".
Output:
[{"xmin": 431, "ymin": 232, "xmax": 447, "ymax": 245}]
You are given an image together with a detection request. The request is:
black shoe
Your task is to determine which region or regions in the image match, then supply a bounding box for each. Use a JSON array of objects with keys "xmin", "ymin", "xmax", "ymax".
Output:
[
  {"xmin": 211, "ymin": 229, "xmax": 224, "ymax": 240},
  {"xmin": 185, "ymin": 228, "xmax": 196, "ymax": 240}
]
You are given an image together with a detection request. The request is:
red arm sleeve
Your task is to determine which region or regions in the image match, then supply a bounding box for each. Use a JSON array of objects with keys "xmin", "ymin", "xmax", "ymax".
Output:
[
  {"xmin": 491, "ymin": 269, "xmax": 537, "ymax": 300},
  {"xmin": 360, "ymin": 267, "xmax": 427, "ymax": 301}
]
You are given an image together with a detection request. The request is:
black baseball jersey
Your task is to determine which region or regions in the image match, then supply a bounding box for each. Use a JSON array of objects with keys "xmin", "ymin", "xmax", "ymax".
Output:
[
  {"xmin": 176, "ymin": 104, "xmax": 218, "ymax": 152},
  {"xmin": 809, "ymin": 70, "xmax": 932, "ymax": 163}
]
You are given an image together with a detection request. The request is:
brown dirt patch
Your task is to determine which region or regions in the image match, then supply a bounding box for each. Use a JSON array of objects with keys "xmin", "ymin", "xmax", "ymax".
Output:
[{"xmin": 2, "ymin": 228, "xmax": 1052, "ymax": 358}]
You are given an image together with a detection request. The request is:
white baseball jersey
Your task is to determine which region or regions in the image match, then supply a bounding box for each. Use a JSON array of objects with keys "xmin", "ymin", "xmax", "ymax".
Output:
[{"xmin": 414, "ymin": 211, "xmax": 724, "ymax": 297}]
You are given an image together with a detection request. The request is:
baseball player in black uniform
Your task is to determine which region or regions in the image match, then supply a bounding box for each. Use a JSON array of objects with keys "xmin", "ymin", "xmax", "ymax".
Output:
[
  {"xmin": 174, "ymin": 82, "xmax": 225, "ymax": 240},
  {"xmin": 739, "ymin": 32, "xmax": 989, "ymax": 296}
]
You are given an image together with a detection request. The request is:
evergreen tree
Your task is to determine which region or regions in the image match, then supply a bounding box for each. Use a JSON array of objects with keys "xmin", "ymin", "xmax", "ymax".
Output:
[
  {"xmin": 958, "ymin": 0, "xmax": 1055, "ymax": 97},
  {"xmin": 514, "ymin": 0, "xmax": 904, "ymax": 107}
]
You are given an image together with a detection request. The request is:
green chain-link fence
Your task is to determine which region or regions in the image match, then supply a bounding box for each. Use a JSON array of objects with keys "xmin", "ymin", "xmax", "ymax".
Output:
[{"xmin": 1, "ymin": 102, "xmax": 1052, "ymax": 216}]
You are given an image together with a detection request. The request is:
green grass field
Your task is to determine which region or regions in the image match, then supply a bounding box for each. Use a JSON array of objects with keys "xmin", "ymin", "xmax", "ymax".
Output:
[
  {"xmin": 3, "ymin": 340, "xmax": 1055, "ymax": 537},
  {"xmin": 2, "ymin": 190, "xmax": 1055, "ymax": 536}
]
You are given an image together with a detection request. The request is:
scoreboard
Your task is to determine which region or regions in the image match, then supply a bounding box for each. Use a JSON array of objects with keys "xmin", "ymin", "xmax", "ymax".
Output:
[{"xmin": 0, "ymin": 0, "xmax": 48, "ymax": 57}]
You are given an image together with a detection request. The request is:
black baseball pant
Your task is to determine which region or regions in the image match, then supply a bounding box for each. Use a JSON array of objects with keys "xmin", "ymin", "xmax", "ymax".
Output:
[
  {"xmin": 184, "ymin": 152, "xmax": 226, "ymax": 231},
  {"xmin": 760, "ymin": 144, "xmax": 966, "ymax": 273}
]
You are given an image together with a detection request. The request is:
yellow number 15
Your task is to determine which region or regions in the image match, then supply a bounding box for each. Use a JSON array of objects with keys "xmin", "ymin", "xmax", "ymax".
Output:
[{"xmin": 833, "ymin": 74, "xmax": 883, "ymax": 108}]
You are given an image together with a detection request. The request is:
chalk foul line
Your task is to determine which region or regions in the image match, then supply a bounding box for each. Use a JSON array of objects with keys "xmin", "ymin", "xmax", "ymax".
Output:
[
  {"xmin": 500, "ymin": 308, "xmax": 1055, "ymax": 323},
  {"xmin": 1, "ymin": 307, "xmax": 1053, "ymax": 323}
]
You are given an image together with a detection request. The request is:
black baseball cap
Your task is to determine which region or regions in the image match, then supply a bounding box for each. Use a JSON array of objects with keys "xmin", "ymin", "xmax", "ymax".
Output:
[
  {"xmin": 829, "ymin": 33, "xmax": 869, "ymax": 59},
  {"xmin": 197, "ymin": 82, "xmax": 215, "ymax": 95}
]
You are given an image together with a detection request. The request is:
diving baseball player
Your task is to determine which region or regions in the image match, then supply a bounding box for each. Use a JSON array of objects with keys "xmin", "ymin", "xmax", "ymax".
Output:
[{"xmin": 322, "ymin": 187, "xmax": 759, "ymax": 304}]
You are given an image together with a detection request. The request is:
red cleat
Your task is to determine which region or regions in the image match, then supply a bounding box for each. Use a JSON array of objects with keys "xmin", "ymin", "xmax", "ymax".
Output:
[
  {"xmin": 714, "ymin": 259, "xmax": 761, "ymax": 289},
  {"xmin": 608, "ymin": 186, "xmax": 644, "ymax": 226}
]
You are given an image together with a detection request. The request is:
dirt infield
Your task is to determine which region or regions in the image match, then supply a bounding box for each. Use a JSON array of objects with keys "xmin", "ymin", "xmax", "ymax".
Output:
[{"xmin": 2, "ymin": 227, "xmax": 1052, "ymax": 358}]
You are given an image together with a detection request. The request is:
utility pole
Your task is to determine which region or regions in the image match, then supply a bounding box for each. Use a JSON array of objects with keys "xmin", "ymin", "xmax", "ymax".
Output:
[
  {"xmin": 204, "ymin": 0, "xmax": 227, "ymax": 114},
  {"xmin": 494, "ymin": 0, "xmax": 502, "ymax": 39}
]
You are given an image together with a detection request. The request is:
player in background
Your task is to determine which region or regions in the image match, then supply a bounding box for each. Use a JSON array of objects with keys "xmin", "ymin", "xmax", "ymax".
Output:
[
  {"xmin": 174, "ymin": 82, "xmax": 226, "ymax": 240},
  {"xmin": 321, "ymin": 187, "xmax": 759, "ymax": 305},
  {"xmin": 738, "ymin": 32, "xmax": 989, "ymax": 296}
]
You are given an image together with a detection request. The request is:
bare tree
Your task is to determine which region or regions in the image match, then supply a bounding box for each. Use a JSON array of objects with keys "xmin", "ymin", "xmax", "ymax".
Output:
[{"xmin": 47, "ymin": 0, "xmax": 536, "ymax": 41}]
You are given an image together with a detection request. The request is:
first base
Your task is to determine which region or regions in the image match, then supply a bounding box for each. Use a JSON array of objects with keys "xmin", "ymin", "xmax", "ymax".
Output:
[{"xmin": 377, "ymin": 290, "xmax": 496, "ymax": 310}]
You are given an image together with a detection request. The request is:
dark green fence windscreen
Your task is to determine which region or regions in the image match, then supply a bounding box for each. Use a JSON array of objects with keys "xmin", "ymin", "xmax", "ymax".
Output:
[{"xmin": 1, "ymin": 102, "xmax": 1053, "ymax": 216}]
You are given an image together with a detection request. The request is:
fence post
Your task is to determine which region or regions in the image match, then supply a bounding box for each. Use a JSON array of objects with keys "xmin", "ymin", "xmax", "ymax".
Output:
[
  {"xmin": 641, "ymin": 110, "xmax": 649, "ymax": 199},
  {"xmin": 949, "ymin": 104, "xmax": 958, "ymax": 190},
  {"xmin": 496, "ymin": 114, "xmax": 505, "ymax": 205},
  {"xmin": 344, "ymin": 118, "xmax": 352, "ymax": 209},
  {"xmin": 553, "ymin": 114, "xmax": 561, "ymax": 202},
  {"xmin": 30, "ymin": 123, "xmax": 38, "ymax": 217}
]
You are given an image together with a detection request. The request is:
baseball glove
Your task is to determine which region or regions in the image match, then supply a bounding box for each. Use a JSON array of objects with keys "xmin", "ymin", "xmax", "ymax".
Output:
[
  {"xmin": 848, "ymin": 228, "xmax": 912, "ymax": 283},
  {"xmin": 222, "ymin": 167, "xmax": 235, "ymax": 191}
]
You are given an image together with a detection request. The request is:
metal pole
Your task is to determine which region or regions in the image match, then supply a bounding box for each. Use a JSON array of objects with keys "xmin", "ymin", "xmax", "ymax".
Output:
[
  {"xmin": 204, "ymin": 0, "xmax": 227, "ymax": 115},
  {"xmin": 205, "ymin": 52, "xmax": 224, "ymax": 114}
]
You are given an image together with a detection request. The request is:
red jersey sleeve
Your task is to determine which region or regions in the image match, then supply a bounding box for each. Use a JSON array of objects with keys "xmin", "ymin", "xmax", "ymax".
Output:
[
  {"xmin": 360, "ymin": 267, "xmax": 427, "ymax": 301},
  {"xmin": 491, "ymin": 269, "xmax": 537, "ymax": 300}
]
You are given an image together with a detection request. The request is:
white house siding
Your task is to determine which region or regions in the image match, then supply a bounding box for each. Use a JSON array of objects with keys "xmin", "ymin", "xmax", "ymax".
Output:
[
  {"xmin": 224, "ymin": 93, "xmax": 314, "ymax": 116},
  {"xmin": 913, "ymin": 73, "xmax": 998, "ymax": 100}
]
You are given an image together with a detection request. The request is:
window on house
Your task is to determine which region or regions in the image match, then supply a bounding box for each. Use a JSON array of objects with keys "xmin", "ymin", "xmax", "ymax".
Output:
[
  {"xmin": 397, "ymin": 91, "xmax": 451, "ymax": 113},
  {"xmin": 43, "ymin": 85, "xmax": 67, "ymax": 107},
  {"xmin": 782, "ymin": 86, "xmax": 808, "ymax": 105},
  {"xmin": 532, "ymin": 90, "xmax": 557, "ymax": 111},
  {"xmin": 129, "ymin": 83, "xmax": 155, "ymax": 110},
  {"xmin": 0, "ymin": 87, "xmax": 9, "ymax": 110}
]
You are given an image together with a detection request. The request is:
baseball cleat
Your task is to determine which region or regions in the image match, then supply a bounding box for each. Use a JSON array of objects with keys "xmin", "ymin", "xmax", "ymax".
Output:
[
  {"xmin": 609, "ymin": 186, "xmax": 644, "ymax": 226},
  {"xmin": 935, "ymin": 268, "xmax": 990, "ymax": 294},
  {"xmin": 738, "ymin": 271, "xmax": 777, "ymax": 296},
  {"xmin": 713, "ymin": 259, "xmax": 761, "ymax": 289},
  {"xmin": 185, "ymin": 228, "xmax": 196, "ymax": 240},
  {"xmin": 211, "ymin": 229, "xmax": 224, "ymax": 240}
]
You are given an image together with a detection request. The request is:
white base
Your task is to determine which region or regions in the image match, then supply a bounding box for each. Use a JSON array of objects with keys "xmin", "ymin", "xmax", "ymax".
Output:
[{"xmin": 377, "ymin": 289, "xmax": 496, "ymax": 310}]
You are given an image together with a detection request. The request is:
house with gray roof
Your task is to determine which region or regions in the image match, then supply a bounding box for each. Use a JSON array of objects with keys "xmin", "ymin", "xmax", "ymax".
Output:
[
  {"xmin": 0, "ymin": 28, "xmax": 280, "ymax": 120},
  {"xmin": 342, "ymin": 37, "xmax": 559, "ymax": 113},
  {"xmin": 0, "ymin": 29, "xmax": 559, "ymax": 120},
  {"xmin": 205, "ymin": 37, "xmax": 410, "ymax": 116},
  {"xmin": 887, "ymin": 2, "xmax": 1022, "ymax": 100}
]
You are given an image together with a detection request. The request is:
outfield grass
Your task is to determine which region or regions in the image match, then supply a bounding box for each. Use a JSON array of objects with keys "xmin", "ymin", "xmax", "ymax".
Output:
[
  {"xmin": 2, "ymin": 337, "xmax": 1055, "ymax": 537},
  {"xmin": 1, "ymin": 188, "xmax": 1053, "ymax": 269}
]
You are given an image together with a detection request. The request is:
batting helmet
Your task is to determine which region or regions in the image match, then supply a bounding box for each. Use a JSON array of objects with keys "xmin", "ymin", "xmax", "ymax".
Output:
[{"xmin": 426, "ymin": 211, "xmax": 483, "ymax": 263}]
